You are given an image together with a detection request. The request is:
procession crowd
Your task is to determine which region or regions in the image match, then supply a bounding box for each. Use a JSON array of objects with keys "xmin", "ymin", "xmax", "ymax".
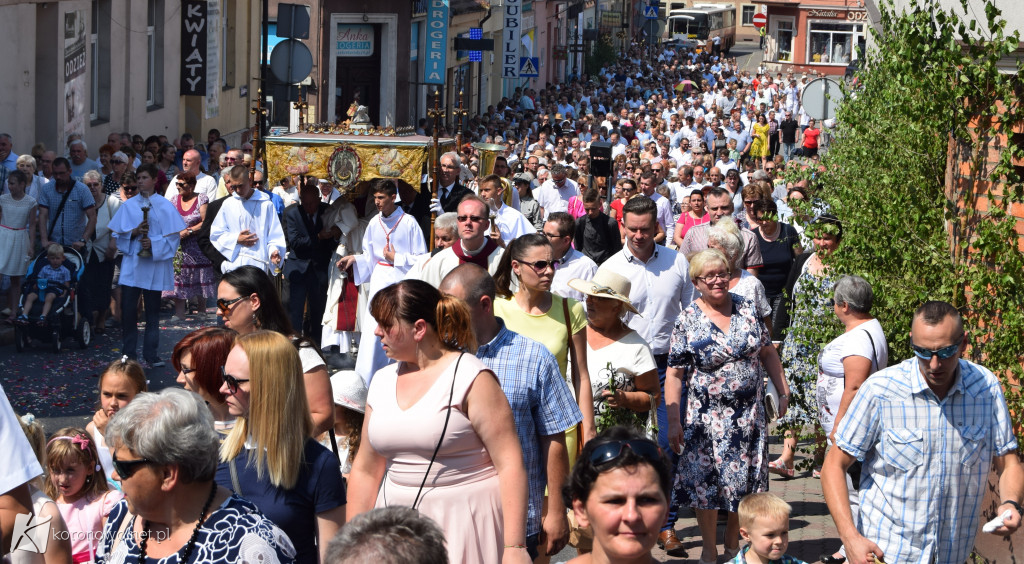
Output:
[{"xmin": 1, "ymin": 41, "xmax": 1021, "ymax": 564}]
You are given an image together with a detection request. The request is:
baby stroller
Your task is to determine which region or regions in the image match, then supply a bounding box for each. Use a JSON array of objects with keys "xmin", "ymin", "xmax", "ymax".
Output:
[{"xmin": 13, "ymin": 246, "xmax": 91, "ymax": 352}]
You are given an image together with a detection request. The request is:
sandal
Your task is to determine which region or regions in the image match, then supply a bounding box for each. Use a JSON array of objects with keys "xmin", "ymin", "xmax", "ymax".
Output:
[
  {"xmin": 812, "ymin": 467, "xmax": 823, "ymax": 479},
  {"xmin": 768, "ymin": 458, "xmax": 795, "ymax": 478}
]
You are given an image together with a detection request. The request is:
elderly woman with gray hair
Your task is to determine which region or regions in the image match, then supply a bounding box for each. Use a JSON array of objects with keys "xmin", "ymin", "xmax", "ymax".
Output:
[
  {"xmin": 815, "ymin": 275, "xmax": 887, "ymax": 564},
  {"xmin": 99, "ymin": 388, "xmax": 296, "ymax": 564},
  {"xmin": 706, "ymin": 217, "xmax": 773, "ymax": 333}
]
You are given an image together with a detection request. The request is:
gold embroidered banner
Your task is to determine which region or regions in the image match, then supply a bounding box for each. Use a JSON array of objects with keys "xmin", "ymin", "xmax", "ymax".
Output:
[{"xmin": 265, "ymin": 136, "xmax": 454, "ymax": 194}]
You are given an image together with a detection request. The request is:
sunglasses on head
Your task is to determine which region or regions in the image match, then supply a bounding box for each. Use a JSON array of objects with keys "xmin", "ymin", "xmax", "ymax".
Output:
[
  {"xmin": 589, "ymin": 439, "xmax": 662, "ymax": 468},
  {"xmin": 112, "ymin": 452, "xmax": 153, "ymax": 479},
  {"xmin": 216, "ymin": 295, "xmax": 249, "ymax": 315},
  {"xmin": 221, "ymin": 365, "xmax": 250, "ymax": 393},
  {"xmin": 910, "ymin": 336, "xmax": 963, "ymax": 360}
]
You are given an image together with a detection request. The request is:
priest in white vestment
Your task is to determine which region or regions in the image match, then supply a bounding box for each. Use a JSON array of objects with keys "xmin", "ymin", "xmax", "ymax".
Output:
[
  {"xmin": 210, "ymin": 165, "xmax": 286, "ymax": 274},
  {"xmin": 413, "ymin": 196, "xmax": 504, "ymax": 288},
  {"xmin": 336, "ymin": 181, "xmax": 426, "ymax": 384}
]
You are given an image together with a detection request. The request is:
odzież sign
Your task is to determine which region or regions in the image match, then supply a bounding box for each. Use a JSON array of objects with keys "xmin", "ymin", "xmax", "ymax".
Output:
[
  {"xmin": 501, "ymin": 0, "xmax": 521, "ymax": 78},
  {"xmin": 180, "ymin": 0, "xmax": 207, "ymax": 95},
  {"xmin": 424, "ymin": 0, "xmax": 449, "ymax": 84}
]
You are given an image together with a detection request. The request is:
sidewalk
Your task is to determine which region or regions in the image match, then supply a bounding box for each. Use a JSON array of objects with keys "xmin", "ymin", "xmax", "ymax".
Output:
[{"xmin": 651, "ymin": 439, "xmax": 840, "ymax": 563}]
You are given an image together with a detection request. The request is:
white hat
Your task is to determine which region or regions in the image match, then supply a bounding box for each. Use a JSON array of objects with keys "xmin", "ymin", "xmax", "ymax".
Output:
[
  {"xmin": 567, "ymin": 271, "xmax": 640, "ymax": 315},
  {"xmin": 330, "ymin": 370, "xmax": 367, "ymax": 413}
]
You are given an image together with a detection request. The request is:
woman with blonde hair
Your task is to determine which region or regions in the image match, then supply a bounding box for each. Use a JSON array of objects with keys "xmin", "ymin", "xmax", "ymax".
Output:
[
  {"xmin": 15, "ymin": 154, "xmax": 45, "ymax": 199},
  {"xmin": 217, "ymin": 330, "xmax": 346, "ymax": 564},
  {"xmin": 347, "ymin": 279, "xmax": 530, "ymax": 564}
]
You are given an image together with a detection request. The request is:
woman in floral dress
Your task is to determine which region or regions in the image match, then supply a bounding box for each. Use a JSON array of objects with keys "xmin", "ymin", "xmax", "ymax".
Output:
[
  {"xmin": 665, "ymin": 249, "xmax": 789, "ymax": 564},
  {"xmin": 770, "ymin": 214, "xmax": 843, "ymax": 477},
  {"xmin": 162, "ymin": 173, "xmax": 215, "ymax": 318}
]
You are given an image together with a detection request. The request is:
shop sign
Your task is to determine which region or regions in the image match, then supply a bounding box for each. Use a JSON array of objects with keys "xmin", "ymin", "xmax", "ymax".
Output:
[
  {"xmin": 337, "ymin": 24, "xmax": 374, "ymax": 57},
  {"xmin": 807, "ymin": 9, "xmax": 868, "ymax": 21},
  {"xmin": 502, "ymin": 0, "xmax": 522, "ymax": 78},
  {"xmin": 424, "ymin": 0, "xmax": 449, "ymax": 84}
]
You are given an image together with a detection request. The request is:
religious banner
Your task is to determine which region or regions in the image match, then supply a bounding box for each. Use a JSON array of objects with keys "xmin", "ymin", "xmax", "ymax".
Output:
[
  {"xmin": 265, "ymin": 135, "xmax": 455, "ymax": 193},
  {"xmin": 424, "ymin": 0, "xmax": 449, "ymax": 85},
  {"xmin": 501, "ymin": 0, "xmax": 522, "ymax": 78},
  {"xmin": 180, "ymin": 0, "xmax": 207, "ymax": 96}
]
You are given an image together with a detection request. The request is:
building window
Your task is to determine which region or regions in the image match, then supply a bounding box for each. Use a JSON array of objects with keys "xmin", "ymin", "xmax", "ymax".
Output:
[
  {"xmin": 90, "ymin": 0, "xmax": 111, "ymax": 123},
  {"xmin": 808, "ymin": 21, "xmax": 862, "ymax": 64},
  {"xmin": 775, "ymin": 19, "xmax": 794, "ymax": 62},
  {"xmin": 146, "ymin": 0, "xmax": 164, "ymax": 108},
  {"xmin": 741, "ymin": 6, "xmax": 756, "ymax": 26}
]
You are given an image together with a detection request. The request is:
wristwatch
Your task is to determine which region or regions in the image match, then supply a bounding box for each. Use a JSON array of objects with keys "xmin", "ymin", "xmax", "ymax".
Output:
[{"xmin": 1001, "ymin": 500, "xmax": 1023, "ymax": 516}]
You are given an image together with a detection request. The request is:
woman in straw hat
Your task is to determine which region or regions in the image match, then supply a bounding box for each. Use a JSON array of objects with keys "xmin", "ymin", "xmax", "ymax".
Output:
[{"xmin": 568, "ymin": 270, "xmax": 660, "ymax": 435}]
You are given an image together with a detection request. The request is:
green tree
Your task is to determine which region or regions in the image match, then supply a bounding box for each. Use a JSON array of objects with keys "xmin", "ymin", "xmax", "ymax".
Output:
[{"xmin": 790, "ymin": 0, "xmax": 1024, "ymax": 437}]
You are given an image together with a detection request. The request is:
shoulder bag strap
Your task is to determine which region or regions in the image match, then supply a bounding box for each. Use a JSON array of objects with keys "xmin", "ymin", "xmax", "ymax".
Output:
[
  {"xmin": 48, "ymin": 185, "xmax": 75, "ymax": 239},
  {"xmin": 412, "ymin": 352, "xmax": 464, "ymax": 510},
  {"xmin": 861, "ymin": 328, "xmax": 878, "ymax": 373},
  {"xmin": 228, "ymin": 457, "xmax": 242, "ymax": 495},
  {"xmin": 562, "ymin": 296, "xmax": 582, "ymax": 401}
]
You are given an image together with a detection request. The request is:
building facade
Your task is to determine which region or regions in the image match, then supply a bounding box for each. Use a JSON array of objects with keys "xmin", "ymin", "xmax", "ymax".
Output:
[
  {"xmin": 753, "ymin": 0, "xmax": 867, "ymax": 75},
  {"xmin": 0, "ymin": 0, "xmax": 260, "ymax": 158}
]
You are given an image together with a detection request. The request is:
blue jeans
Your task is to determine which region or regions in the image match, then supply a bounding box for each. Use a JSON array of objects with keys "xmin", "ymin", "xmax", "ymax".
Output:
[
  {"xmin": 783, "ymin": 142, "xmax": 797, "ymax": 161},
  {"xmin": 121, "ymin": 286, "xmax": 161, "ymax": 362},
  {"xmin": 655, "ymin": 354, "xmax": 687, "ymax": 532}
]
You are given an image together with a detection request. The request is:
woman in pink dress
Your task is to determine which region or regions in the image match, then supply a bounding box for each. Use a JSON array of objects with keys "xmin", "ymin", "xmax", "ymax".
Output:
[{"xmin": 347, "ymin": 280, "xmax": 530, "ymax": 564}]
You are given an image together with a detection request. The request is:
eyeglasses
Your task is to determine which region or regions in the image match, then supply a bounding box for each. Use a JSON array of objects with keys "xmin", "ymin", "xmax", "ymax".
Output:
[
  {"xmin": 123, "ymin": 185, "xmax": 138, "ymax": 191},
  {"xmin": 517, "ymin": 259, "xmax": 555, "ymax": 272},
  {"xmin": 743, "ymin": 199, "xmax": 760, "ymax": 206},
  {"xmin": 112, "ymin": 452, "xmax": 153, "ymax": 479},
  {"xmin": 765, "ymin": 167, "xmax": 776, "ymax": 171},
  {"xmin": 543, "ymin": 231, "xmax": 566, "ymax": 239},
  {"xmin": 216, "ymin": 295, "xmax": 250, "ymax": 315},
  {"xmin": 176, "ymin": 182, "xmax": 188, "ymax": 188},
  {"xmin": 696, "ymin": 273, "xmax": 730, "ymax": 284},
  {"xmin": 910, "ymin": 336, "xmax": 963, "ymax": 360},
  {"xmin": 588, "ymin": 439, "xmax": 662, "ymax": 468},
  {"xmin": 221, "ymin": 366, "xmax": 250, "ymax": 393},
  {"xmin": 86, "ymin": 182, "xmax": 101, "ymax": 188},
  {"xmin": 252, "ymin": 181, "xmax": 264, "ymax": 187},
  {"xmin": 457, "ymin": 215, "xmax": 487, "ymax": 223}
]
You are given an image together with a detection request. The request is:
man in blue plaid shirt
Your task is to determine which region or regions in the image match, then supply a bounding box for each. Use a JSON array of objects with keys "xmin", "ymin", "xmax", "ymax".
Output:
[
  {"xmin": 441, "ymin": 264, "xmax": 582, "ymax": 560},
  {"xmin": 822, "ymin": 301, "xmax": 1023, "ymax": 564}
]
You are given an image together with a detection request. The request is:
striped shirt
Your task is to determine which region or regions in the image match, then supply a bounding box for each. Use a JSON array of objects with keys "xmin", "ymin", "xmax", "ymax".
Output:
[
  {"xmin": 476, "ymin": 320, "xmax": 583, "ymax": 537},
  {"xmin": 834, "ymin": 358, "xmax": 1017, "ymax": 564}
]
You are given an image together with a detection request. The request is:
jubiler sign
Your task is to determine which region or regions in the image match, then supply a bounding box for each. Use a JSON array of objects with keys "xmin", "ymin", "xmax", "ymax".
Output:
[
  {"xmin": 501, "ymin": 0, "xmax": 521, "ymax": 78},
  {"xmin": 424, "ymin": 0, "xmax": 449, "ymax": 85}
]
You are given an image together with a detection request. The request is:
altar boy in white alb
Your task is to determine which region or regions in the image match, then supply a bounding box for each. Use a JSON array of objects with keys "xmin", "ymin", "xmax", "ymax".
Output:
[
  {"xmin": 108, "ymin": 163, "xmax": 185, "ymax": 364},
  {"xmin": 210, "ymin": 165, "xmax": 287, "ymax": 274},
  {"xmin": 336, "ymin": 180, "xmax": 427, "ymax": 385},
  {"xmin": 477, "ymin": 174, "xmax": 535, "ymax": 246}
]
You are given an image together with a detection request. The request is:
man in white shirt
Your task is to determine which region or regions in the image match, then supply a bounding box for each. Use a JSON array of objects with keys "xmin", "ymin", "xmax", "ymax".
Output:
[
  {"xmin": 544, "ymin": 212, "xmax": 597, "ymax": 302},
  {"xmin": 212, "ymin": 149, "xmax": 244, "ymax": 198},
  {"xmin": 596, "ymin": 195, "xmax": 693, "ymax": 553},
  {"xmin": 210, "ymin": 165, "xmax": 286, "ymax": 274},
  {"xmin": 535, "ymin": 163, "xmax": 580, "ymax": 220},
  {"xmin": 165, "ymin": 149, "xmax": 218, "ymax": 201},
  {"xmin": 639, "ymin": 172, "xmax": 673, "ymax": 244},
  {"xmin": 478, "ymin": 174, "xmax": 535, "ymax": 245}
]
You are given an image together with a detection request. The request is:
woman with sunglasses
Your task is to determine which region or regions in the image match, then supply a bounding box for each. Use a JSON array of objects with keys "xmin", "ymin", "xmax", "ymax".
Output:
[
  {"xmin": 172, "ymin": 326, "xmax": 237, "ymax": 429},
  {"xmin": 217, "ymin": 331, "xmax": 346, "ymax": 564},
  {"xmin": 79, "ymin": 170, "xmax": 120, "ymax": 333},
  {"xmin": 665, "ymin": 249, "xmax": 789, "ymax": 564},
  {"xmin": 101, "ymin": 387, "xmax": 296, "ymax": 564},
  {"xmin": 346, "ymin": 280, "xmax": 530, "ymax": 564},
  {"xmin": 162, "ymin": 173, "xmax": 215, "ymax": 320},
  {"xmin": 561, "ymin": 426, "xmax": 671, "ymax": 564},
  {"xmin": 103, "ymin": 151, "xmax": 131, "ymax": 196},
  {"xmin": 815, "ymin": 276, "xmax": 887, "ymax": 564},
  {"xmin": 216, "ymin": 265, "xmax": 334, "ymax": 436},
  {"xmin": 493, "ymin": 233, "xmax": 597, "ymax": 450}
]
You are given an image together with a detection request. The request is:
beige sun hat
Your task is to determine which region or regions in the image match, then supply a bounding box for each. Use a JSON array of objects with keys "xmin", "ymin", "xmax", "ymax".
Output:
[{"xmin": 567, "ymin": 270, "xmax": 640, "ymax": 315}]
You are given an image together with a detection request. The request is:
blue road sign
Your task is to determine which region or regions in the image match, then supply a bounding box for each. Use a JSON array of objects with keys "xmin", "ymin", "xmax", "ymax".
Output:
[
  {"xmin": 643, "ymin": 5, "xmax": 658, "ymax": 18},
  {"xmin": 520, "ymin": 57, "xmax": 539, "ymax": 77}
]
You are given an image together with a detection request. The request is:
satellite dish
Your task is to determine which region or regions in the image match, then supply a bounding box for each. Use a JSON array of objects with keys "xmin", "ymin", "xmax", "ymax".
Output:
[
  {"xmin": 801, "ymin": 77, "xmax": 845, "ymax": 121},
  {"xmin": 270, "ymin": 39, "xmax": 313, "ymax": 84}
]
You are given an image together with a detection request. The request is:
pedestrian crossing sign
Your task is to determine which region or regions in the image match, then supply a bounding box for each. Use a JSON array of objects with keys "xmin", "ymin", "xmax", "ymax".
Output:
[
  {"xmin": 643, "ymin": 6, "xmax": 658, "ymax": 19},
  {"xmin": 520, "ymin": 57, "xmax": 539, "ymax": 77}
]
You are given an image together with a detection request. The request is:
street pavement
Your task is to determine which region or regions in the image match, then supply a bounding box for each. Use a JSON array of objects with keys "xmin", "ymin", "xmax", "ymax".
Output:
[{"xmin": 0, "ymin": 311, "xmax": 216, "ymax": 431}]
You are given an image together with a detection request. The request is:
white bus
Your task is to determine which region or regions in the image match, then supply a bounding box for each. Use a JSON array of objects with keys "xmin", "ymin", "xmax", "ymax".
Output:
[{"xmin": 666, "ymin": 4, "xmax": 736, "ymax": 53}]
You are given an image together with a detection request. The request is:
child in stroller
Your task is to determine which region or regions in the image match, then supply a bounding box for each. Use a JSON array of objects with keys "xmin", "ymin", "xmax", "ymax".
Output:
[{"xmin": 19, "ymin": 243, "xmax": 71, "ymax": 324}]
